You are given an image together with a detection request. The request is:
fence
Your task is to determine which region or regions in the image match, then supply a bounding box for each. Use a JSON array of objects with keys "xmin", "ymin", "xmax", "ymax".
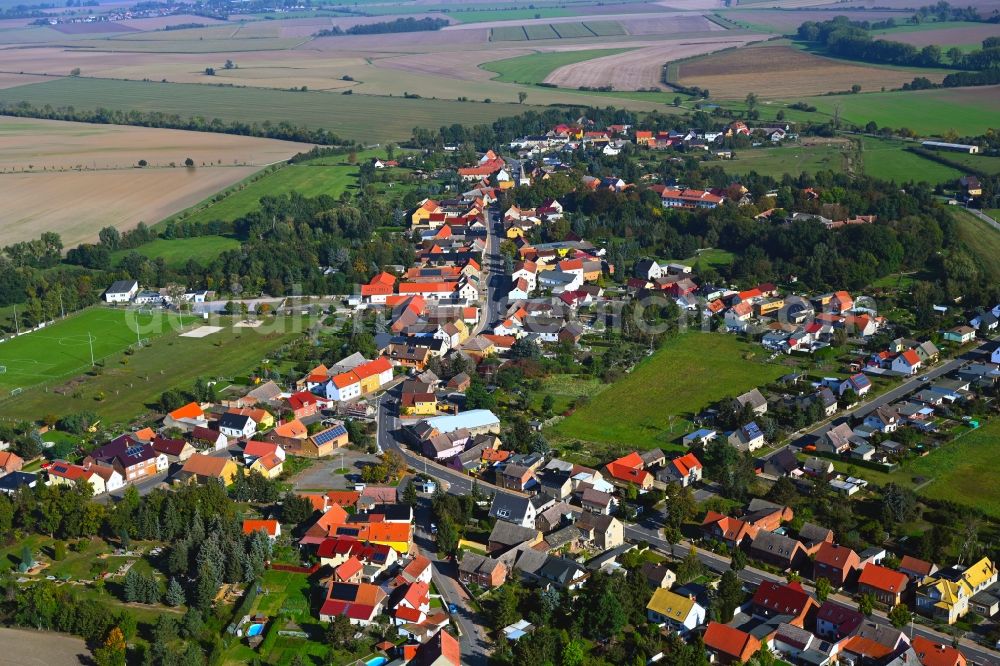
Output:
[{"xmin": 267, "ymin": 562, "xmax": 319, "ymax": 575}]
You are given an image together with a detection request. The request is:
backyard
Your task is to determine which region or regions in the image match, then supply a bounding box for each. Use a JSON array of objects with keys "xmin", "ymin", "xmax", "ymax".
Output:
[{"xmin": 548, "ymin": 332, "xmax": 789, "ymax": 457}]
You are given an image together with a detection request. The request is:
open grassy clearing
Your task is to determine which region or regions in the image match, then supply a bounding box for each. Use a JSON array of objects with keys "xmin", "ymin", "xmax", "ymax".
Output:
[
  {"xmin": 676, "ymin": 43, "xmax": 954, "ymax": 99},
  {"xmin": 797, "ymin": 85, "xmax": 1000, "ymax": 136},
  {"xmin": 954, "ymin": 208, "xmax": 1000, "ymax": 282},
  {"xmin": 910, "ymin": 420, "xmax": 1000, "ymax": 518},
  {"xmin": 482, "ymin": 48, "xmax": 631, "ymax": 83},
  {"xmin": 548, "ymin": 332, "xmax": 788, "ymax": 454},
  {"xmin": 0, "ymin": 315, "xmax": 308, "ymax": 424},
  {"xmin": 0, "ymin": 308, "xmax": 199, "ymax": 392},
  {"xmin": 110, "ymin": 236, "xmax": 242, "ymax": 269},
  {"xmin": 935, "ymin": 151, "xmax": 1000, "ymax": 176},
  {"xmin": 860, "ymin": 137, "xmax": 962, "ymax": 184},
  {"xmin": 676, "ymin": 248, "xmax": 735, "ymax": 271},
  {"xmin": 0, "ymin": 76, "xmax": 534, "ymax": 143},
  {"xmin": 715, "ymin": 140, "xmax": 850, "ymax": 177}
]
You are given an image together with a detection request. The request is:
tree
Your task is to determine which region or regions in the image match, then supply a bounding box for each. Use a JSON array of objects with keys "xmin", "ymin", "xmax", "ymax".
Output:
[
  {"xmin": 402, "ymin": 480, "xmax": 418, "ymax": 507},
  {"xmin": 815, "ymin": 576, "xmax": 832, "ymax": 602},
  {"xmin": 673, "ymin": 96, "xmax": 682, "ymax": 107},
  {"xmin": 882, "ymin": 483, "xmax": 918, "ymax": 524},
  {"xmin": 745, "ymin": 92, "xmax": 758, "ymax": 113},
  {"xmin": 224, "ymin": 59, "xmax": 235, "ymax": 69},
  {"xmin": 518, "ymin": 91, "xmax": 527, "ymax": 104},
  {"xmin": 18, "ymin": 545, "xmax": 33, "ymax": 571},
  {"xmin": 204, "ymin": 67, "xmax": 215, "ymax": 76},
  {"xmin": 166, "ymin": 578, "xmax": 185, "ymax": 607},
  {"xmin": 767, "ymin": 476, "xmax": 797, "ymax": 505},
  {"xmin": 436, "ymin": 517, "xmax": 459, "ymax": 557},
  {"xmin": 98, "ymin": 226, "xmax": 121, "ymax": 250},
  {"xmin": 947, "ymin": 47, "xmax": 963, "ymax": 64},
  {"xmin": 281, "ymin": 491, "xmax": 314, "ymax": 525},
  {"xmin": 184, "ymin": 157, "xmax": 195, "ymax": 167},
  {"xmin": 676, "ymin": 547, "xmax": 705, "ymax": 583},
  {"xmin": 730, "ymin": 548, "xmax": 747, "ymax": 572},
  {"xmin": 888, "ymin": 603, "xmax": 911, "ymax": 629},
  {"xmin": 716, "ymin": 569, "xmax": 744, "ymax": 621},
  {"xmin": 92, "ymin": 626, "xmax": 126, "ymax": 666},
  {"xmin": 859, "ymin": 593, "xmax": 875, "ymax": 616},
  {"xmin": 541, "ymin": 394, "xmax": 555, "ymax": 415}
]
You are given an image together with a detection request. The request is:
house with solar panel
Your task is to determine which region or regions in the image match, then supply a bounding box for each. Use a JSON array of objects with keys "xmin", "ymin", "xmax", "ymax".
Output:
[
  {"xmin": 726, "ymin": 422, "xmax": 766, "ymax": 452},
  {"xmin": 282, "ymin": 422, "xmax": 350, "ymax": 458},
  {"xmin": 84, "ymin": 435, "xmax": 169, "ymax": 484}
]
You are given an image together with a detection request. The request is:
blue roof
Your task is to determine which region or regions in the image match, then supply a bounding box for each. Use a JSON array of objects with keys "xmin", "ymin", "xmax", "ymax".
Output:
[
  {"xmin": 743, "ymin": 422, "xmax": 763, "ymax": 439},
  {"xmin": 685, "ymin": 428, "xmax": 716, "ymax": 439},
  {"xmin": 424, "ymin": 409, "xmax": 499, "ymax": 434}
]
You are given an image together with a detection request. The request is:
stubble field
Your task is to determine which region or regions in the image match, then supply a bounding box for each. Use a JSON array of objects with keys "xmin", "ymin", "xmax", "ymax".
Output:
[{"xmin": 675, "ymin": 43, "xmax": 954, "ymax": 98}]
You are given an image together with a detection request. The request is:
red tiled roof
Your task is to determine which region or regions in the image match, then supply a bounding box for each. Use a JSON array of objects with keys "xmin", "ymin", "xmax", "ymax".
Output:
[
  {"xmin": 242, "ymin": 519, "xmax": 279, "ymax": 537},
  {"xmin": 704, "ymin": 622, "xmax": 759, "ymax": 661},
  {"xmin": 671, "ymin": 452, "xmax": 702, "ymax": 477},
  {"xmin": 912, "ymin": 635, "xmax": 967, "ymax": 666},
  {"xmin": 858, "ymin": 564, "xmax": 908, "ymax": 593},
  {"xmin": 752, "ymin": 581, "xmax": 813, "ymax": 616}
]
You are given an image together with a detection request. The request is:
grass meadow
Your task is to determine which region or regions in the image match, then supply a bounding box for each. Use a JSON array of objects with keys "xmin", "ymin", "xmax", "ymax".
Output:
[
  {"xmin": 482, "ymin": 48, "xmax": 631, "ymax": 83},
  {"xmin": 860, "ymin": 137, "xmax": 962, "ymax": 184},
  {"xmin": 0, "ymin": 311, "xmax": 307, "ymax": 423},
  {"xmin": 0, "ymin": 308, "xmax": 198, "ymax": 392},
  {"xmin": 798, "ymin": 87, "xmax": 1000, "ymax": 136},
  {"xmin": 954, "ymin": 208, "xmax": 1000, "ymax": 282},
  {"xmin": 548, "ymin": 332, "xmax": 788, "ymax": 455},
  {"xmin": 111, "ymin": 236, "xmax": 242, "ymax": 268},
  {"xmin": 0, "ymin": 77, "xmax": 533, "ymax": 143},
  {"xmin": 716, "ymin": 141, "xmax": 850, "ymax": 178}
]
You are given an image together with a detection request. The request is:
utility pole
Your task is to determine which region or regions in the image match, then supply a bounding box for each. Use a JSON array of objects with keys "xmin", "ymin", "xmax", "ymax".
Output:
[
  {"xmin": 88, "ymin": 332, "xmax": 95, "ymax": 366},
  {"xmin": 12, "ymin": 305, "xmax": 19, "ymax": 336},
  {"xmin": 58, "ymin": 292, "xmax": 65, "ymax": 319}
]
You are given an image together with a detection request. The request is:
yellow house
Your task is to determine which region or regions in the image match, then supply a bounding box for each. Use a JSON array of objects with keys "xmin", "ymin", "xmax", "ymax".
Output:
[
  {"xmin": 916, "ymin": 557, "xmax": 997, "ymax": 624},
  {"xmin": 506, "ymin": 226, "xmax": 526, "ymax": 240},
  {"xmin": 402, "ymin": 392, "xmax": 437, "ymax": 416},
  {"xmin": 249, "ymin": 454, "xmax": 284, "ymax": 479},
  {"xmin": 180, "ymin": 453, "xmax": 239, "ymax": 487},
  {"xmin": 410, "ymin": 199, "xmax": 440, "ymax": 227},
  {"xmin": 755, "ymin": 299, "xmax": 785, "ymax": 317},
  {"xmin": 452, "ymin": 319, "xmax": 470, "ymax": 343}
]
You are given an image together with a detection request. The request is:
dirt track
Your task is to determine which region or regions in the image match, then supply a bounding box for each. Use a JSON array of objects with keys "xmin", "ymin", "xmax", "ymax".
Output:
[{"xmin": 544, "ymin": 36, "xmax": 766, "ymax": 90}]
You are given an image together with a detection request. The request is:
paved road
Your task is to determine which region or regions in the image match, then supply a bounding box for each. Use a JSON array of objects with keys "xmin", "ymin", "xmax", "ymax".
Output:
[
  {"xmin": 472, "ymin": 204, "xmax": 507, "ymax": 336},
  {"xmin": 965, "ymin": 206, "xmax": 1000, "ymax": 233},
  {"xmin": 765, "ymin": 335, "xmax": 998, "ymax": 459}
]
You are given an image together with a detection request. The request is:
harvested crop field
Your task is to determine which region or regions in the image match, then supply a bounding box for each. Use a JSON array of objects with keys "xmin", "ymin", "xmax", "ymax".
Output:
[
  {"xmin": 0, "ymin": 116, "xmax": 308, "ymax": 171},
  {"xmin": 50, "ymin": 22, "xmax": 138, "ymax": 34},
  {"xmin": 873, "ymin": 24, "xmax": 1000, "ymax": 47},
  {"xmin": 379, "ymin": 48, "xmax": 534, "ymax": 81},
  {"xmin": 545, "ymin": 36, "xmax": 766, "ymax": 89},
  {"xmin": 0, "ymin": 116, "xmax": 310, "ymax": 246},
  {"xmin": 0, "ymin": 167, "xmax": 260, "ymax": 247},
  {"xmin": 676, "ymin": 43, "xmax": 953, "ymax": 98},
  {"xmin": 0, "ymin": 72, "xmax": 48, "ymax": 88},
  {"xmin": 620, "ymin": 14, "xmax": 724, "ymax": 34}
]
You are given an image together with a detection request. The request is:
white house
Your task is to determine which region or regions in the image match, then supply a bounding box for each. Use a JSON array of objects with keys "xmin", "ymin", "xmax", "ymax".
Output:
[
  {"xmin": 508, "ymin": 278, "xmax": 530, "ymax": 301},
  {"xmin": 218, "ymin": 412, "xmax": 257, "ymax": 440},
  {"xmin": 891, "ymin": 349, "xmax": 922, "ymax": 375},
  {"xmin": 863, "ymin": 407, "xmax": 899, "ymax": 434},
  {"xmin": 322, "ymin": 373, "xmax": 362, "ymax": 402},
  {"xmin": 512, "ymin": 262, "xmax": 537, "ymax": 292},
  {"xmin": 646, "ymin": 588, "xmax": 706, "ymax": 635},
  {"xmin": 993, "ymin": 347, "xmax": 1000, "ymax": 365},
  {"xmin": 104, "ymin": 279, "xmax": 139, "ymax": 303}
]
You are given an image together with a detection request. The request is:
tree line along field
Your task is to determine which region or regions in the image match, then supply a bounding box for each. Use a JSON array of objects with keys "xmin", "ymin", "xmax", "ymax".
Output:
[
  {"xmin": 548, "ymin": 332, "xmax": 788, "ymax": 456},
  {"xmin": 0, "ymin": 308, "xmax": 198, "ymax": 393},
  {"xmin": 0, "ymin": 313, "xmax": 308, "ymax": 424},
  {"xmin": 0, "ymin": 77, "xmax": 533, "ymax": 144},
  {"xmin": 481, "ymin": 48, "xmax": 631, "ymax": 83}
]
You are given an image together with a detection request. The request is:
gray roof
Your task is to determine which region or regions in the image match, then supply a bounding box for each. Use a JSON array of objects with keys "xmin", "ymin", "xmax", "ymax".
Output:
[
  {"xmin": 538, "ymin": 557, "xmax": 585, "ymax": 586},
  {"xmin": 749, "ymin": 531, "xmax": 803, "ymax": 560},
  {"xmin": 798, "ymin": 522, "xmax": 833, "ymax": 546},
  {"xmin": 489, "ymin": 494, "xmax": 534, "ymax": 524},
  {"xmin": 544, "ymin": 525, "xmax": 581, "ymax": 550},
  {"xmin": 735, "ymin": 388, "xmax": 768, "ymax": 411},
  {"xmin": 512, "ymin": 547, "xmax": 548, "ymax": 576},
  {"xmin": 488, "ymin": 521, "xmax": 539, "ymax": 547}
]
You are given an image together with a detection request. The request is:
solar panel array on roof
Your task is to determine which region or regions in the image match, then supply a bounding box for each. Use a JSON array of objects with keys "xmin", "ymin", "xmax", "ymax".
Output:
[
  {"xmin": 336, "ymin": 527, "xmax": 361, "ymax": 537},
  {"xmin": 53, "ymin": 465, "xmax": 69, "ymax": 474},
  {"xmin": 744, "ymin": 422, "xmax": 763, "ymax": 439},
  {"xmin": 126, "ymin": 445, "xmax": 144, "ymax": 458},
  {"xmin": 330, "ymin": 582, "xmax": 359, "ymax": 602},
  {"xmin": 313, "ymin": 426, "xmax": 347, "ymax": 445}
]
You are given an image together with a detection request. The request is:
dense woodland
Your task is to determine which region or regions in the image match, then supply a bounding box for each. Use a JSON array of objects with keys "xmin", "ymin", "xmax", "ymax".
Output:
[{"xmin": 313, "ymin": 17, "xmax": 448, "ymax": 37}]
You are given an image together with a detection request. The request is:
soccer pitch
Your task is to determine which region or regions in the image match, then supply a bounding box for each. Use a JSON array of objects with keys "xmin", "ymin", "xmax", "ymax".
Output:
[{"xmin": 0, "ymin": 307, "xmax": 197, "ymax": 392}]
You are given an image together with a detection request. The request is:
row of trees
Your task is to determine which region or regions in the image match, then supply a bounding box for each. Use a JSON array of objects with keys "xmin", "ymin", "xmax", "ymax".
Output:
[{"xmin": 314, "ymin": 17, "xmax": 448, "ymax": 37}]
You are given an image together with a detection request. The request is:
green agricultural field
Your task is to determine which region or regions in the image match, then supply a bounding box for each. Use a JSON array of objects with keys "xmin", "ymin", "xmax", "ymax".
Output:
[
  {"xmin": 169, "ymin": 157, "xmax": 373, "ymax": 228},
  {"xmin": 716, "ymin": 141, "xmax": 850, "ymax": 178},
  {"xmin": 0, "ymin": 307, "xmax": 199, "ymax": 393},
  {"xmin": 490, "ymin": 26, "xmax": 527, "ymax": 41},
  {"xmin": 551, "ymin": 22, "xmax": 593, "ymax": 38},
  {"xmin": 0, "ymin": 77, "xmax": 535, "ymax": 143},
  {"xmin": 676, "ymin": 248, "xmax": 735, "ymax": 271},
  {"xmin": 111, "ymin": 236, "xmax": 242, "ymax": 269},
  {"xmin": 524, "ymin": 23, "xmax": 559, "ymax": 40},
  {"xmin": 584, "ymin": 20, "xmax": 626, "ymax": 36},
  {"xmin": 0, "ymin": 315, "xmax": 307, "ymax": 423},
  {"xmin": 483, "ymin": 48, "xmax": 631, "ymax": 84},
  {"xmin": 549, "ymin": 332, "xmax": 788, "ymax": 454},
  {"xmin": 860, "ymin": 137, "xmax": 962, "ymax": 184},
  {"xmin": 907, "ymin": 420, "xmax": 1000, "ymax": 518},
  {"xmin": 935, "ymin": 152, "xmax": 1000, "ymax": 176},
  {"xmin": 954, "ymin": 208, "xmax": 1000, "ymax": 282},
  {"xmin": 795, "ymin": 87, "xmax": 1000, "ymax": 136}
]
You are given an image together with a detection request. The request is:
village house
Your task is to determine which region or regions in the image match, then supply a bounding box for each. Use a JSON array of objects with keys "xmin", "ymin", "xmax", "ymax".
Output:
[
  {"xmin": 813, "ymin": 542, "xmax": 861, "ymax": 588},
  {"xmin": 703, "ymin": 622, "xmax": 760, "ymax": 665},
  {"xmin": 646, "ymin": 588, "xmax": 705, "ymax": 635},
  {"xmin": 177, "ymin": 453, "xmax": 239, "ymax": 487},
  {"xmin": 916, "ymin": 557, "xmax": 997, "ymax": 624},
  {"xmin": 86, "ymin": 436, "xmax": 168, "ymax": 484},
  {"xmin": 751, "ymin": 581, "xmax": 818, "ymax": 628},
  {"xmin": 857, "ymin": 563, "xmax": 909, "ymax": 606}
]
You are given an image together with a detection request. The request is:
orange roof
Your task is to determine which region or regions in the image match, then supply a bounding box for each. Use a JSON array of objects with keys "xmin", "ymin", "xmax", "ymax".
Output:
[
  {"xmin": 858, "ymin": 564, "xmax": 907, "ymax": 593},
  {"xmin": 132, "ymin": 427, "xmax": 155, "ymax": 442},
  {"xmin": 401, "ymin": 581, "xmax": 430, "ymax": 608},
  {"xmin": 403, "ymin": 555, "xmax": 431, "ymax": 579},
  {"xmin": 912, "ymin": 635, "xmax": 967, "ymax": 666},
  {"xmin": 336, "ymin": 556, "xmax": 364, "ymax": 581},
  {"xmin": 326, "ymin": 490, "xmax": 361, "ymax": 507},
  {"xmin": 0, "ymin": 451, "xmax": 24, "ymax": 469},
  {"xmin": 254, "ymin": 454, "xmax": 283, "ymax": 471},
  {"xmin": 398, "ymin": 282, "xmax": 454, "ymax": 294},
  {"xmin": 242, "ymin": 519, "xmax": 279, "ymax": 537},
  {"xmin": 843, "ymin": 635, "xmax": 893, "ymax": 659},
  {"xmin": 273, "ymin": 419, "xmax": 308, "ymax": 439},
  {"xmin": 704, "ymin": 622, "xmax": 760, "ymax": 661},
  {"xmin": 900, "ymin": 349, "xmax": 921, "ymax": 366},
  {"xmin": 671, "ymin": 452, "xmax": 702, "ymax": 477},
  {"xmin": 370, "ymin": 271, "xmax": 396, "ymax": 286},
  {"xmin": 331, "ymin": 371, "xmax": 361, "ymax": 389},
  {"xmin": 356, "ymin": 522, "xmax": 411, "ymax": 544},
  {"xmin": 244, "ymin": 440, "xmax": 279, "ymax": 458},
  {"xmin": 169, "ymin": 402, "xmax": 204, "ymax": 421},
  {"xmin": 606, "ymin": 452, "xmax": 651, "ymax": 485},
  {"xmin": 181, "ymin": 453, "xmax": 233, "ymax": 478},
  {"xmin": 299, "ymin": 493, "xmax": 327, "ymax": 512},
  {"xmin": 316, "ymin": 504, "xmax": 350, "ymax": 530},
  {"xmin": 353, "ymin": 356, "xmax": 392, "ymax": 379},
  {"xmin": 482, "ymin": 449, "xmax": 510, "ymax": 463}
]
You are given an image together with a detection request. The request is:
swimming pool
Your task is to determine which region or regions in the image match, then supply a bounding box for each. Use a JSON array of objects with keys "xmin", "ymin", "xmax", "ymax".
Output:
[
  {"xmin": 246, "ymin": 623, "xmax": 265, "ymax": 638},
  {"xmin": 365, "ymin": 658, "xmax": 388, "ymax": 666}
]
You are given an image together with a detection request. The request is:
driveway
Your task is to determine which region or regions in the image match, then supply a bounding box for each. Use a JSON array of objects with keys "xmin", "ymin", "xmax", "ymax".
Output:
[{"xmin": 288, "ymin": 449, "xmax": 382, "ymax": 491}]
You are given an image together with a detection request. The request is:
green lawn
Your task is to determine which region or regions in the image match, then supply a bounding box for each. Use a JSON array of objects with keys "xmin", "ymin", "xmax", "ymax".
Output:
[
  {"xmin": 860, "ymin": 137, "xmax": 962, "ymax": 184},
  {"xmin": 0, "ymin": 77, "xmax": 536, "ymax": 143},
  {"xmin": 530, "ymin": 374, "xmax": 605, "ymax": 415},
  {"xmin": 906, "ymin": 420, "xmax": 1000, "ymax": 518},
  {"xmin": 0, "ymin": 315, "xmax": 307, "ymax": 424},
  {"xmin": 482, "ymin": 48, "xmax": 631, "ymax": 84},
  {"xmin": 716, "ymin": 142, "xmax": 850, "ymax": 178},
  {"xmin": 111, "ymin": 236, "xmax": 242, "ymax": 269},
  {"xmin": 674, "ymin": 248, "xmax": 735, "ymax": 271},
  {"xmin": 549, "ymin": 332, "xmax": 788, "ymax": 453},
  {"xmin": 794, "ymin": 87, "xmax": 1000, "ymax": 136},
  {"xmin": 935, "ymin": 152, "xmax": 1000, "ymax": 176},
  {"xmin": 0, "ymin": 307, "xmax": 199, "ymax": 392}
]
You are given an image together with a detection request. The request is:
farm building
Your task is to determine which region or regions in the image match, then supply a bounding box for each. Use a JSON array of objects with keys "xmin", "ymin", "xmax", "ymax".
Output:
[{"xmin": 921, "ymin": 141, "xmax": 979, "ymax": 154}]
